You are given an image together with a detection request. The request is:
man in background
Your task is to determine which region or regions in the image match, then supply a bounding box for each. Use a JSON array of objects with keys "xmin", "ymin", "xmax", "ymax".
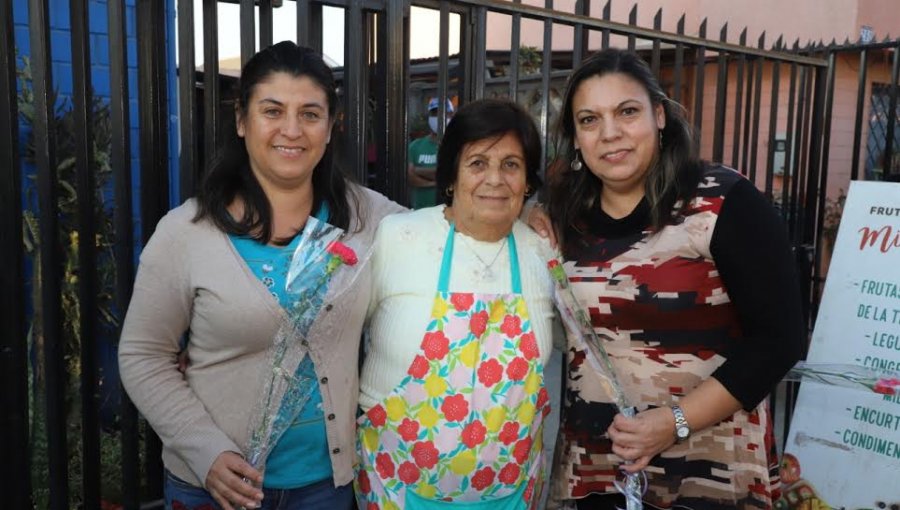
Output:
[{"xmin": 407, "ymin": 97, "xmax": 454, "ymax": 208}]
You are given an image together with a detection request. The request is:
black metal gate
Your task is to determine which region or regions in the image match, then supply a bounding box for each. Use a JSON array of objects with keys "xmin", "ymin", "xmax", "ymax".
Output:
[{"xmin": 3, "ymin": 0, "xmax": 896, "ymax": 508}]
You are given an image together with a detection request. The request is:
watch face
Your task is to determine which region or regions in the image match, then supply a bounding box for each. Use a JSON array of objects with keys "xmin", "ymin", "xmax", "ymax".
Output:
[{"xmin": 676, "ymin": 426, "xmax": 690, "ymax": 440}]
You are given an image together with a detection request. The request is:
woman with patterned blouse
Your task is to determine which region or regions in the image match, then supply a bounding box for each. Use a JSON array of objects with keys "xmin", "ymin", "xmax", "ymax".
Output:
[{"xmin": 545, "ymin": 49, "xmax": 804, "ymax": 509}]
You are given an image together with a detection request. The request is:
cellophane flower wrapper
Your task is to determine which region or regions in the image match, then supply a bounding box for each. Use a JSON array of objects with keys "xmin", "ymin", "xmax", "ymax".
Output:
[
  {"xmin": 783, "ymin": 361, "xmax": 900, "ymax": 395},
  {"xmin": 547, "ymin": 258, "xmax": 643, "ymax": 510},
  {"xmin": 244, "ymin": 217, "xmax": 369, "ymax": 475}
]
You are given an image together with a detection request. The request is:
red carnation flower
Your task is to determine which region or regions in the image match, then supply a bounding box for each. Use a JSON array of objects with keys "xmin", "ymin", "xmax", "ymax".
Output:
[
  {"xmin": 450, "ymin": 293, "xmax": 475, "ymax": 311},
  {"xmin": 357, "ymin": 469, "xmax": 371, "ymax": 494},
  {"xmin": 519, "ymin": 332, "xmax": 539, "ymax": 360},
  {"xmin": 499, "ymin": 422, "xmax": 520, "ymax": 445},
  {"xmin": 470, "ymin": 310, "xmax": 489, "ymax": 337},
  {"xmin": 327, "ymin": 241, "xmax": 358, "ymax": 266},
  {"xmin": 535, "ymin": 387, "xmax": 549, "ymax": 410},
  {"xmin": 408, "ymin": 355, "xmax": 429, "ymax": 379},
  {"xmin": 506, "ymin": 357, "xmax": 529, "ymax": 381},
  {"xmin": 477, "ymin": 358, "xmax": 503, "ymax": 387},
  {"xmin": 547, "ymin": 259, "xmax": 560, "ymax": 269},
  {"xmin": 423, "ymin": 331, "xmax": 450, "ymax": 360},
  {"xmin": 398, "ymin": 418, "xmax": 420, "ymax": 441},
  {"xmin": 498, "ymin": 462, "xmax": 521, "ymax": 485},
  {"xmin": 513, "ymin": 437, "xmax": 532, "ymax": 464},
  {"xmin": 368, "ymin": 404, "xmax": 387, "ymax": 428},
  {"xmin": 375, "ymin": 452, "xmax": 395, "ymax": 479},
  {"xmin": 500, "ymin": 315, "xmax": 522, "ymax": 338},
  {"xmin": 471, "ymin": 467, "xmax": 496, "ymax": 491},
  {"xmin": 411, "ymin": 441, "xmax": 440, "ymax": 469},
  {"xmin": 441, "ymin": 394, "xmax": 469, "ymax": 422},
  {"xmin": 461, "ymin": 420, "xmax": 487, "ymax": 449},
  {"xmin": 398, "ymin": 461, "xmax": 421, "ymax": 485}
]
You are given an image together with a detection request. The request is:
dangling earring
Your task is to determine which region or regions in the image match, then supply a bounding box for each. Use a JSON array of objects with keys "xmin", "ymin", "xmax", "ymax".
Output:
[
  {"xmin": 570, "ymin": 150, "xmax": 583, "ymax": 172},
  {"xmin": 445, "ymin": 186, "xmax": 454, "ymax": 198},
  {"xmin": 659, "ymin": 130, "xmax": 664, "ymax": 150},
  {"xmin": 525, "ymin": 185, "xmax": 533, "ymax": 196}
]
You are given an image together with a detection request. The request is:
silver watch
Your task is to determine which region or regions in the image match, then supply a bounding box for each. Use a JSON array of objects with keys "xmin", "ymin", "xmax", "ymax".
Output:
[{"xmin": 671, "ymin": 405, "xmax": 691, "ymax": 443}]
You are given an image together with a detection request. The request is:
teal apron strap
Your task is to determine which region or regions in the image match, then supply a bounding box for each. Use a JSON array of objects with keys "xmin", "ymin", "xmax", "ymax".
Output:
[
  {"xmin": 314, "ymin": 201, "xmax": 330, "ymax": 222},
  {"xmin": 437, "ymin": 224, "xmax": 456, "ymax": 292},
  {"xmin": 439, "ymin": 223, "xmax": 522, "ymax": 294}
]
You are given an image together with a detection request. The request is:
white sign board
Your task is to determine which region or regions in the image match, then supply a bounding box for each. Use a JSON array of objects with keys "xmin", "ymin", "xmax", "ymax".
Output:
[{"xmin": 784, "ymin": 181, "xmax": 900, "ymax": 509}]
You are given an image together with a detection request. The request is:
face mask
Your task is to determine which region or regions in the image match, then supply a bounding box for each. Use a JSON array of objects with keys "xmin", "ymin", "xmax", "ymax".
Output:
[{"xmin": 428, "ymin": 116, "xmax": 439, "ymax": 134}]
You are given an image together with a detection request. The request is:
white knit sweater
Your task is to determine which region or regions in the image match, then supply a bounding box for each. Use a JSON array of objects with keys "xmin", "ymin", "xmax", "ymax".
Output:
[{"xmin": 360, "ymin": 205, "xmax": 557, "ymax": 411}]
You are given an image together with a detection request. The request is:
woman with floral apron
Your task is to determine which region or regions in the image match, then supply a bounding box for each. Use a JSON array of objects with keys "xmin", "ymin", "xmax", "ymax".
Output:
[{"xmin": 356, "ymin": 99, "xmax": 558, "ymax": 510}]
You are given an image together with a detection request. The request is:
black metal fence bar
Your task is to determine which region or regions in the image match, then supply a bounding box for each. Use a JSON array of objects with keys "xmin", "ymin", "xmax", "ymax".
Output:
[
  {"xmin": 571, "ymin": 0, "xmax": 586, "ymax": 65},
  {"xmin": 178, "ymin": 0, "xmax": 198, "ymax": 201},
  {"xmin": 344, "ymin": 0, "xmax": 367, "ymax": 183},
  {"xmin": 790, "ymin": 65, "xmax": 811, "ymax": 245},
  {"xmin": 711, "ymin": 25, "xmax": 728, "ymax": 163},
  {"xmin": 781, "ymin": 59, "xmax": 798, "ymax": 216},
  {"xmin": 29, "ymin": 0, "xmax": 69, "ymax": 506},
  {"xmin": 764, "ymin": 53, "xmax": 781, "ymax": 197},
  {"xmin": 471, "ymin": 6, "xmax": 487, "ymax": 98},
  {"xmin": 260, "ymin": 0, "xmax": 274, "ymax": 49},
  {"xmin": 626, "ymin": 5, "xmax": 636, "ymax": 51},
  {"xmin": 649, "ymin": 9, "xmax": 661, "ymax": 80},
  {"xmin": 70, "ymin": 0, "xmax": 101, "ymax": 507},
  {"xmin": 106, "ymin": 0, "xmax": 140, "ymax": 505},
  {"xmin": 539, "ymin": 0, "xmax": 553, "ymax": 167},
  {"xmin": 136, "ymin": 0, "xmax": 169, "ymax": 498},
  {"xmin": 811, "ymin": 53, "xmax": 837, "ymax": 313},
  {"xmin": 385, "ymin": 0, "xmax": 408, "ymax": 203},
  {"xmin": 672, "ymin": 15, "xmax": 683, "ymax": 104},
  {"xmin": 599, "ymin": 1, "xmax": 609, "ymax": 49},
  {"xmin": 883, "ymin": 43, "xmax": 899, "ymax": 180},
  {"xmin": 203, "ymin": 0, "xmax": 221, "ymax": 170},
  {"xmin": 849, "ymin": 48, "xmax": 868, "ymax": 181},
  {"xmin": 508, "ymin": 3, "xmax": 520, "ymax": 100},
  {"xmin": 296, "ymin": 0, "xmax": 311, "ymax": 46},
  {"xmin": 0, "ymin": 0, "xmax": 30, "ymax": 507},
  {"xmin": 730, "ymin": 29, "xmax": 747, "ymax": 169},
  {"xmin": 240, "ymin": 0, "xmax": 256, "ymax": 65},
  {"xmin": 692, "ymin": 20, "xmax": 706, "ymax": 155},
  {"xmin": 749, "ymin": 39, "xmax": 765, "ymax": 182}
]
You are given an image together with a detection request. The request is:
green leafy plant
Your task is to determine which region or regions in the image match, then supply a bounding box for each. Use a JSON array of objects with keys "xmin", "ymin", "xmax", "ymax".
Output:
[{"xmin": 17, "ymin": 53, "xmax": 125, "ymax": 509}]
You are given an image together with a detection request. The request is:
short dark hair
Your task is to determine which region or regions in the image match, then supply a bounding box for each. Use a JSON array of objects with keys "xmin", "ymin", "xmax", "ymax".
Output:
[
  {"xmin": 549, "ymin": 48, "xmax": 702, "ymax": 254},
  {"xmin": 195, "ymin": 41, "xmax": 358, "ymax": 242},
  {"xmin": 435, "ymin": 99, "xmax": 543, "ymax": 206}
]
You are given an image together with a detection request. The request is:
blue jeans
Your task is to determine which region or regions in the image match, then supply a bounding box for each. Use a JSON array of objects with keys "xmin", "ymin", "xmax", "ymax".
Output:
[{"xmin": 165, "ymin": 471, "xmax": 354, "ymax": 510}]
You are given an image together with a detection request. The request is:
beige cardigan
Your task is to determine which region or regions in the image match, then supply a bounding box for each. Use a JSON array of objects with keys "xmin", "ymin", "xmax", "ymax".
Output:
[{"xmin": 118, "ymin": 185, "xmax": 404, "ymax": 488}]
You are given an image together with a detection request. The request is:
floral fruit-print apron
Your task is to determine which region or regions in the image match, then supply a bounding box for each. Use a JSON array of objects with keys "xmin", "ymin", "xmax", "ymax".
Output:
[{"xmin": 356, "ymin": 225, "xmax": 549, "ymax": 510}]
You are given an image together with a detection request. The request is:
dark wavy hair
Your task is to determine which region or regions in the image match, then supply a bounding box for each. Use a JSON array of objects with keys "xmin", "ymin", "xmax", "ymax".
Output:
[
  {"xmin": 436, "ymin": 99, "xmax": 543, "ymax": 206},
  {"xmin": 194, "ymin": 41, "xmax": 357, "ymax": 242},
  {"xmin": 548, "ymin": 48, "xmax": 702, "ymax": 255}
]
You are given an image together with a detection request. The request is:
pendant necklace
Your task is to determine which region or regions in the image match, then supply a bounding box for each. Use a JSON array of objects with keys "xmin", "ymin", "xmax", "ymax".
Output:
[{"xmin": 459, "ymin": 235, "xmax": 507, "ymax": 282}]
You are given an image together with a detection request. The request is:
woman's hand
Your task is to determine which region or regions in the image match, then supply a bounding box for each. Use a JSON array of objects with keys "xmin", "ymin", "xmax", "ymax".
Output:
[
  {"xmin": 606, "ymin": 407, "xmax": 677, "ymax": 473},
  {"xmin": 526, "ymin": 204, "xmax": 557, "ymax": 247},
  {"xmin": 205, "ymin": 452, "xmax": 264, "ymax": 510}
]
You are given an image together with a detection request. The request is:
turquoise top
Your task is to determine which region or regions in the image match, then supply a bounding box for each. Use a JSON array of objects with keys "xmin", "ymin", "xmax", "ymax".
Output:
[{"xmin": 228, "ymin": 205, "xmax": 332, "ymax": 489}]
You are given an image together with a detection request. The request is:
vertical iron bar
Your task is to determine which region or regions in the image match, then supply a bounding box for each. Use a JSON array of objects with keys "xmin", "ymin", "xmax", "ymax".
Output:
[
  {"xmin": 781, "ymin": 60, "xmax": 798, "ymax": 221},
  {"xmin": 650, "ymin": 9, "xmax": 661, "ymax": 77},
  {"xmin": 472, "ymin": 7, "xmax": 487, "ymax": 99},
  {"xmin": 673, "ymin": 15, "xmax": 684, "ymax": 104},
  {"xmin": 572, "ymin": 0, "xmax": 586, "ymax": 65},
  {"xmin": 749, "ymin": 33, "xmax": 765, "ymax": 182},
  {"xmin": 765, "ymin": 54, "xmax": 781, "ymax": 198},
  {"xmin": 259, "ymin": 0, "xmax": 274, "ymax": 49},
  {"xmin": 600, "ymin": 1, "xmax": 610, "ymax": 49},
  {"xmin": 29, "ymin": 0, "xmax": 68, "ymax": 505},
  {"xmin": 850, "ymin": 48, "xmax": 868, "ymax": 181},
  {"xmin": 437, "ymin": 0, "xmax": 449, "ymax": 136},
  {"xmin": 792, "ymin": 66, "xmax": 812, "ymax": 244},
  {"xmin": 740, "ymin": 54, "xmax": 755, "ymax": 175},
  {"xmin": 240, "ymin": 0, "xmax": 256, "ymax": 66},
  {"xmin": 692, "ymin": 19, "xmax": 707, "ymax": 155},
  {"xmin": 137, "ymin": 0, "xmax": 169, "ymax": 497},
  {"xmin": 344, "ymin": 0, "xmax": 367, "ymax": 182},
  {"xmin": 812, "ymin": 54, "xmax": 836, "ymax": 309},
  {"xmin": 803, "ymin": 65, "xmax": 826, "ymax": 249},
  {"xmin": 385, "ymin": 0, "xmax": 408, "ymax": 203},
  {"xmin": 883, "ymin": 41, "xmax": 900, "ymax": 181},
  {"xmin": 712, "ymin": 23, "xmax": 728, "ymax": 163},
  {"xmin": 0, "ymin": 0, "xmax": 31, "ymax": 505},
  {"xmin": 540, "ymin": 0, "xmax": 553, "ymax": 173},
  {"xmin": 509, "ymin": 2, "xmax": 521, "ymax": 100},
  {"xmin": 108, "ymin": 0, "xmax": 139, "ymax": 505},
  {"xmin": 71, "ymin": 0, "xmax": 101, "ymax": 506},
  {"xmin": 178, "ymin": 0, "xmax": 198, "ymax": 201},
  {"xmin": 203, "ymin": 0, "xmax": 220, "ymax": 169},
  {"xmin": 626, "ymin": 5, "xmax": 636, "ymax": 51},
  {"xmin": 296, "ymin": 0, "xmax": 311, "ymax": 46},
  {"xmin": 730, "ymin": 28, "xmax": 746, "ymax": 169}
]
